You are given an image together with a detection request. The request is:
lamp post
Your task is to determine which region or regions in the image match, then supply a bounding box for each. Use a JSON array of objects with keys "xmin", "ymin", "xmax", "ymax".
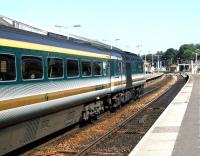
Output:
[
  {"xmin": 194, "ymin": 49, "xmax": 200, "ymax": 73},
  {"xmin": 54, "ymin": 24, "xmax": 81, "ymax": 39},
  {"xmin": 144, "ymin": 53, "xmax": 146, "ymax": 63},
  {"xmin": 195, "ymin": 49, "xmax": 200, "ymax": 64},
  {"xmin": 102, "ymin": 38, "xmax": 120, "ymax": 50},
  {"xmin": 112, "ymin": 38, "xmax": 120, "ymax": 50},
  {"xmin": 136, "ymin": 44, "xmax": 142, "ymax": 56},
  {"xmin": 148, "ymin": 51, "xmax": 155, "ymax": 73},
  {"xmin": 125, "ymin": 45, "xmax": 130, "ymax": 51},
  {"xmin": 155, "ymin": 55, "xmax": 162, "ymax": 72},
  {"xmin": 55, "ymin": 25, "xmax": 81, "ymax": 29},
  {"xmin": 148, "ymin": 51, "xmax": 153, "ymax": 66}
]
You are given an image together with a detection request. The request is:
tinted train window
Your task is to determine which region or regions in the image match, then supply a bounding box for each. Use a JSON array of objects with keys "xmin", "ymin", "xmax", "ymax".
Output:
[
  {"xmin": 22, "ymin": 56, "xmax": 43, "ymax": 80},
  {"xmin": 93, "ymin": 62, "xmax": 102, "ymax": 76},
  {"xmin": 115, "ymin": 62, "xmax": 121, "ymax": 76},
  {"xmin": 48, "ymin": 58, "xmax": 63, "ymax": 78},
  {"xmin": 67, "ymin": 59, "xmax": 79, "ymax": 77},
  {"xmin": 103, "ymin": 61, "xmax": 109, "ymax": 76},
  {"xmin": 132, "ymin": 63, "xmax": 136, "ymax": 73},
  {"xmin": 0, "ymin": 54, "xmax": 16, "ymax": 81},
  {"xmin": 122, "ymin": 63, "xmax": 126, "ymax": 75},
  {"xmin": 82, "ymin": 61, "xmax": 91, "ymax": 76},
  {"xmin": 138, "ymin": 63, "xmax": 143, "ymax": 73}
]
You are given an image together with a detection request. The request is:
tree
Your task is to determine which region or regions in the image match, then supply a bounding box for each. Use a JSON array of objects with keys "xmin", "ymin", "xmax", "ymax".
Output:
[
  {"xmin": 162, "ymin": 48, "xmax": 178, "ymax": 66},
  {"xmin": 178, "ymin": 44, "xmax": 195, "ymax": 62},
  {"xmin": 182, "ymin": 49, "xmax": 195, "ymax": 60},
  {"xmin": 195, "ymin": 44, "xmax": 200, "ymax": 50}
]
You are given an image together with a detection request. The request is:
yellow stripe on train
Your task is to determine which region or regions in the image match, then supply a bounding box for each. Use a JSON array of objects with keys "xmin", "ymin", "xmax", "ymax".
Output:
[
  {"xmin": 0, "ymin": 38, "xmax": 110, "ymax": 59},
  {"xmin": 0, "ymin": 79, "xmax": 144, "ymax": 111}
]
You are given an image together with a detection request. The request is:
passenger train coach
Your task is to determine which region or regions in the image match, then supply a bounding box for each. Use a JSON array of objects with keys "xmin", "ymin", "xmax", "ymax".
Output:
[{"xmin": 0, "ymin": 25, "xmax": 145, "ymax": 155}]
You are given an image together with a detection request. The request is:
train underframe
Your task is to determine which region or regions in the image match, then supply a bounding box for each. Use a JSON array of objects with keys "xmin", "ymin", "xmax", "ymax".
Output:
[{"xmin": 79, "ymin": 84, "xmax": 144, "ymax": 125}]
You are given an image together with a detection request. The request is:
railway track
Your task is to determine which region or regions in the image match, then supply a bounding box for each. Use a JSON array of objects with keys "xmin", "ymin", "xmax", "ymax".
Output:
[
  {"xmin": 81, "ymin": 74, "xmax": 185, "ymax": 155},
  {"xmin": 17, "ymin": 74, "xmax": 182, "ymax": 156}
]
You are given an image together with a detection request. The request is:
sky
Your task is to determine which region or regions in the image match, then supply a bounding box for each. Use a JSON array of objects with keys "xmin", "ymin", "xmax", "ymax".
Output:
[{"xmin": 1, "ymin": 0, "xmax": 200, "ymax": 54}]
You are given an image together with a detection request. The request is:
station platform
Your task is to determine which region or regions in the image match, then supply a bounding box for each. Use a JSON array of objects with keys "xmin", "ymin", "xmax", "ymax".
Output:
[{"xmin": 130, "ymin": 74, "xmax": 199, "ymax": 156}]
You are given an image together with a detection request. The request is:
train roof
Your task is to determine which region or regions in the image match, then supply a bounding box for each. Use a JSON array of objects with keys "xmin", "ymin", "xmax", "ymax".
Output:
[
  {"xmin": 0, "ymin": 15, "xmax": 142, "ymax": 62},
  {"xmin": 0, "ymin": 26, "xmax": 110, "ymax": 59},
  {"xmin": 119, "ymin": 51, "xmax": 143, "ymax": 62},
  {"xmin": 0, "ymin": 15, "xmax": 121, "ymax": 51}
]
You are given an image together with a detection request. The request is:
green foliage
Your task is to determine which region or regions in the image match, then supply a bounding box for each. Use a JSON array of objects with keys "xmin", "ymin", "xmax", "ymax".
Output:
[
  {"xmin": 182, "ymin": 49, "xmax": 195, "ymax": 60},
  {"xmin": 162, "ymin": 48, "xmax": 178, "ymax": 66},
  {"xmin": 195, "ymin": 44, "xmax": 200, "ymax": 50},
  {"xmin": 141, "ymin": 43, "xmax": 200, "ymax": 68},
  {"xmin": 178, "ymin": 43, "xmax": 199, "ymax": 62},
  {"xmin": 146, "ymin": 54, "xmax": 153, "ymax": 62}
]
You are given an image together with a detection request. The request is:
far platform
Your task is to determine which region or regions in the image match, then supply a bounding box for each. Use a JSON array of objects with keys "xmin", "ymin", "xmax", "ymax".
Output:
[{"xmin": 130, "ymin": 74, "xmax": 200, "ymax": 156}]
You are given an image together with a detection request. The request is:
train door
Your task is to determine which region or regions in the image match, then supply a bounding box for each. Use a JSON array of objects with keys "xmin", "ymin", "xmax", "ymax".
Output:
[
  {"xmin": 126, "ymin": 62, "xmax": 132, "ymax": 88},
  {"xmin": 109, "ymin": 59, "xmax": 120, "ymax": 92},
  {"xmin": 122, "ymin": 62, "xmax": 126, "ymax": 90},
  {"xmin": 115, "ymin": 59, "xmax": 123, "ymax": 91},
  {"xmin": 119, "ymin": 61, "xmax": 123, "ymax": 90},
  {"xmin": 103, "ymin": 60, "xmax": 111, "ymax": 94}
]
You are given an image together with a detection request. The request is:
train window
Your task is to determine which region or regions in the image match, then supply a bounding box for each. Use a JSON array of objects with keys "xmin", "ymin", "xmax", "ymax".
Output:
[
  {"xmin": 22, "ymin": 56, "xmax": 43, "ymax": 80},
  {"xmin": 67, "ymin": 59, "xmax": 79, "ymax": 77},
  {"xmin": 139, "ymin": 63, "xmax": 143, "ymax": 73},
  {"xmin": 93, "ymin": 62, "xmax": 102, "ymax": 76},
  {"xmin": 122, "ymin": 62, "xmax": 126, "ymax": 75},
  {"xmin": 48, "ymin": 58, "xmax": 63, "ymax": 78},
  {"xmin": 132, "ymin": 63, "xmax": 136, "ymax": 73},
  {"xmin": 115, "ymin": 61, "xmax": 121, "ymax": 76},
  {"xmin": 103, "ymin": 61, "xmax": 109, "ymax": 76},
  {"xmin": 0, "ymin": 54, "xmax": 16, "ymax": 81},
  {"xmin": 136, "ymin": 63, "xmax": 139, "ymax": 73},
  {"xmin": 82, "ymin": 61, "xmax": 91, "ymax": 77}
]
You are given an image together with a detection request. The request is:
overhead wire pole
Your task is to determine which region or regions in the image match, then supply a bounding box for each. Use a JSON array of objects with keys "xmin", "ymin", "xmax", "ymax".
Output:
[{"xmin": 195, "ymin": 49, "xmax": 200, "ymax": 73}]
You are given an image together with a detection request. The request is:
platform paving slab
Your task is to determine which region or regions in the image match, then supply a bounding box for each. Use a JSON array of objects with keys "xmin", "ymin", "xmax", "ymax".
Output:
[{"xmin": 129, "ymin": 75, "xmax": 194, "ymax": 156}]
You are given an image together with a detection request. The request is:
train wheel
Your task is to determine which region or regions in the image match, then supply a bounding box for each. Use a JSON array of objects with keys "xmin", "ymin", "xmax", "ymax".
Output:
[
  {"xmin": 92, "ymin": 114, "xmax": 98, "ymax": 121},
  {"xmin": 110, "ymin": 106, "xmax": 116, "ymax": 113},
  {"xmin": 79, "ymin": 119, "xmax": 87, "ymax": 127}
]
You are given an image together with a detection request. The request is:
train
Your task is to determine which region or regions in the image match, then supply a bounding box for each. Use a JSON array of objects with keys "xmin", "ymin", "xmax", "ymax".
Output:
[{"xmin": 0, "ymin": 23, "xmax": 145, "ymax": 155}]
